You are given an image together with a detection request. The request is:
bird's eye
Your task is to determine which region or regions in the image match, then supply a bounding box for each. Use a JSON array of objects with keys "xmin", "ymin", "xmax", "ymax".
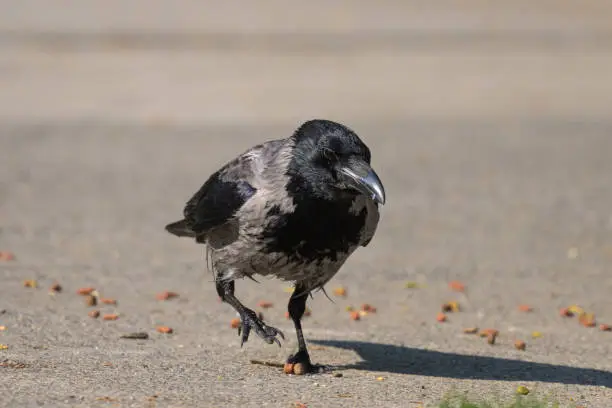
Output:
[{"xmin": 321, "ymin": 148, "xmax": 339, "ymax": 164}]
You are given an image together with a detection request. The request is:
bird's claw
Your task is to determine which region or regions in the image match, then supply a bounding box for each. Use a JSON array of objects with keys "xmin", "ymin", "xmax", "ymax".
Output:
[
  {"xmin": 287, "ymin": 349, "xmax": 331, "ymax": 374},
  {"xmin": 237, "ymin": 309, "xmax": 284, "ymax": 347}
]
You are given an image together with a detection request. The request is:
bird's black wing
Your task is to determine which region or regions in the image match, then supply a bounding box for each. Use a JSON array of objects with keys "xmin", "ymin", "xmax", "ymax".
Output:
[
  {"xmin": 185, "ymin": 171, "xmax": 256, "ymax": 234},
  {"xmin": 166, "ymin": 157, "xmax": 257, "ymax": 240}
]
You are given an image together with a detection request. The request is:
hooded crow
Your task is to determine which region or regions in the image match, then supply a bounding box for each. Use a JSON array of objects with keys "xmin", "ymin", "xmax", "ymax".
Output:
[{"xmin": 166, "ymin": 119, "xmax": 385, "ymax": 373}]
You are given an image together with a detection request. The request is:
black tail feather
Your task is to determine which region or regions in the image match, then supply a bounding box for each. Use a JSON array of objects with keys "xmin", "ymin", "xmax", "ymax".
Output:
[{"xmin": 165, "ymin": 219, "xmax": 196, "ymax": 238}]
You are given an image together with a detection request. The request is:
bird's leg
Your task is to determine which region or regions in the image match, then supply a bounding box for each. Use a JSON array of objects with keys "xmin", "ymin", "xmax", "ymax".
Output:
[
  {"xmin": 286, "ymin": 283, "xmax": 324, "ymax": 373},
  {"xmin": 216, "ymin": 278, "xmax": 284, "ymax": 347}
]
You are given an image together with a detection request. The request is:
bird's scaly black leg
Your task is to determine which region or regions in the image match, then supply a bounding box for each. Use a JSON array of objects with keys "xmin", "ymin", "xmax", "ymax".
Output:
[
  {"xmin": 216, "ymin": 278, "xmax": 284, "ymax": 346},
  {"xmin": 286, "ymin": 283, "xmax": 328, "ymax": 373}
]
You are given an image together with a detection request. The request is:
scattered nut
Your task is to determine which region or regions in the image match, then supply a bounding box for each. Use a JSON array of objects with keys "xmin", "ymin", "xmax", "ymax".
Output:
[
  {"xmin": 559, "ymin": 307, "xmax": 573, "ymax": 317},
  {"xmin": 0, "ymin": 344, "xmax": 8, "ymax": 350},
  {"xmin": 568, "ymin": 305, "xmax": 584, "ymax": 315},
  {"xmin": 88, "ymin": 310, "xmax": 100, "ymax": 318},
  {"xmin": 514, "ymin": 340, "xmax": 526, "ymax": 351},
  {"xmin": 156, "ymin": 291, "xmax": 179, "ymax": 301},
  {"xmin": 479, "ymin": 329, "xmax": 499, "ymax": 338},
  {"xmin": 283, "ymin": 363, "xmax": 295, "ymax": 374},
  {"xmin": 376, "ymin": 376, "xmax": 385, "ymax": 381},
  {"xmin": 361, "ymin": 304, "xmax": 376, "ymax": 313},
  {"xmin": 77, "ymin": 287, "xmax": 95, "ymax": 296},
  {"xmin": 442, "ymin": 301, "xmax": 460, "ymax": 313},
  {"xmin": 516, "ymin": 385, "xmax": 530, "ymax": 395},
  {"xmin": 332, "ymin": 372, "xmax": 343, "ymax": 378},
  {"xmin": 23, "ymin": 279, "xmax": 37, "ymax": 288},
  {"xmin": 100, "ymin": 298, "xmax": 117, "ymax": 305},
  {"xmin": 404, "ymin": 281, "xmax": 420, "ymax": 289},
  {"xmin": 156, "ymin": 326, "xmax": 173, "ymax": 334},
  {"xmin": 345, "ymin": 306, "xmax": 354, "ymax": 312},
  {"xmin": 85, "ymin": 295, "xmax": 97, "ymax": 307},
  {"xmin": 599, "ymin": 324, "xmax": 611, "ymax": 332},
  {"xmin": 463, "ymin": 327, "xmax": 479, "ymax": 334},
  {"xmin": 436, "ymin": 312, "xmax": 447, "ymax": 322},
  {"xmin": 293, "ymin": 362, "xmax": 307, "ymax": 375},
  {"xmin": 49, "ymin": 283, "xmax": 62, "ymax": 293},
  {"xmin": 448, "ymin": 281, "xmax": 465, "ymax": 292},
  {"xmin": 579, "ymin": 313, "xmax": 596, "ymax": 328},
  {"xmin": 0, "ymin": 251, "xmax": 15, "ymax": 261},
  {"xmin": 487, "ymin": 332, "xmax": 498, "ymax": 345},
  {"xmin": 349, "ymin": 311, "xmax": 360, "ymax": 321},
  {"xmin": 518, "ymin": 304, "xmax": 533, "ymax": 312},
  {"xmin": 0, "ymin": 326, "xmax": 6, "ymax": 331},
  {"xmin": 531, "ymin": 331, "xmax": 543, "ymax": 338},
  {"xmin": 230, "ymin": 318, "xmax": 241, "ymax": 329},
  {"xmin": 257, "ymin": 301, "xmax": 273, "ymax": 309},
  {"xmin": 333, "ymin": 287, "xmax": 347, "ymax": 297},
  {"xmin": 102, "ymin": 313, "xmax": 119, "ymax": 321}
]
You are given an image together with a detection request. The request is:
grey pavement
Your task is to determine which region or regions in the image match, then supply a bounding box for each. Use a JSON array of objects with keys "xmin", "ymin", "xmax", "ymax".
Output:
[{"xmin": 1, "ymin": 1, "xmax": 612, "ymax": 407}]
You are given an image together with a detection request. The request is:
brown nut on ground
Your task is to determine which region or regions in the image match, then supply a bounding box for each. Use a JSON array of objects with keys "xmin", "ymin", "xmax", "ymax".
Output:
[
  {"xmin": 487, "ymin": 332, "xmax": 498, "ymax": 345},
  {"xmin": 103, "ymin": 313, "xmax": 119, "ymax": 321},
  {"xmin": 85, "ymin": 295, "xmax": 97, "ymax": 307},
  {"xmin": 480, "ymin": 328, "xmax": 499, "ymax": 338},
  {"xmin": 463, "ymin": 327, "xmax": 479, "ymax": 334},
  {"xmin": 599, "ymin": 324, "xmax": 611, "ymax": 332},
  {"xmin": 514, "ymin": 340, "xmax": 526, "ymax": 350},
  {"xmin": 49, "ymin": 283, "xmax": 62, "ymax": 292},
  {"xmin": 230, "ymin": 318, "xmax": 241, "ymax": 329},
  {"xmin": 559, "ymin": 307, "xmax": 573, "ymax": 317},
  {"xmin": 77, "ymin": 287, "xmax": 95, "ymax": 296},
  {"xmin": 349, "ymin": 311, "xmax": 361, "ymax": 321},
  {"xmin": 293, "ymin": 363, "xmax": 307, "ymax": 375},
  {"xmin": 436, "ymin": 312, "xmax": 447, "ymax": 322},
  {"xmin": 156, "ymin": 326, "xmax": 173, "ymax": 334},
  {"xmin": 156, "ymin": 291, "xmax": 179, "ymax": 301},
  {"xmin": 88, "ymin": 310, "xmax": 100, "ymax": 318},
  {"xmin": 100, "ymin": 298, "xmax": 117, "ymax": 305},
  {"xmin": 283, "ymin": 363, "xmax": 295, "ymax": 374}
]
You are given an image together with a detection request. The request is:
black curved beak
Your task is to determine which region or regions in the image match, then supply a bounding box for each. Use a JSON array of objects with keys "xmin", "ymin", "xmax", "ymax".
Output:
[{"xmin": 338, "ymin": 159, "xmax": 386, "ymax": 205}]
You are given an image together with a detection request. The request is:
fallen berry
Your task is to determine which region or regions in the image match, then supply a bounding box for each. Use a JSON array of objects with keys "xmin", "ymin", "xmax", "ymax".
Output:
[
  {"xmin": 448, "ymin": 281, "xmax": 465, "ymax": 292},
  {"xmin": 23, "ymin": 279, "xmax": 37, "ymax": 288},
  {"xmin": 156, "ymin": 326, "xmax": 173, "ymax": 334},
  {"xmin": 514, "ymin": 340, "xmax": 526, "ymax": 351},
  {"xmin": 100, "ymin": 298, "xmax": 117, "ymax": 305},
  {"xmin": 358, "ymin": 310, "xmax": 368, "ymax": 317},
  {"xmin": 88, "ymin": 310, "xmax": 100, "ymax": 318},
  {"xmin": 333, "ymin": 287, "xmax": 347, "ymax": 297},
  {"xmin": 600, "ymin": 324, "xmax": 611, "ymax": 332},
  {"xmin": 349, "ymin": 311, "xmax": 360, "ymax": 321},
  {"xmin": 0, "ymin": 251, "xmax": 15, "ymax": 261},
  {"xmin": 257, "ymin": 301, "xmax": 273, "ymax": 309},
  {"xmin": 77, "ymin": 287, "xmax": 95, "ymax": 296},
  {"xmin": 155, "ymin": 291, "xmax": 179, "ymax": 301},
  {"xmin": 230, "ymin": 318, "xmax": 241, "ymax": 329},
  {"xmin": 518, "ymin": 304, "xmax": 533, "ymax": 312},
  {"xmin": 463, "ymin": 327, "xmax": 479, "ymax": 334},
  {"xmin": 102, "ymin": 313, "xmax": 119, "ymax": 321},
  {"xmin": 436, "ymin": 312, "xmax": 447, "ymax": 322},
  {"xmin": 559, "ymin": 307, "xmax": 573, "ymax": 317}
]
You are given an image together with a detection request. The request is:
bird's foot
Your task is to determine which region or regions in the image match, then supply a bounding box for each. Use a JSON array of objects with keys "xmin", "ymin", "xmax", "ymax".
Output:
[
  {"xmin": 286, "ymin": 350, "xmax": 331, "ymax": 374},
  {"xmin": 237, "ymin": 308, "xmax": 284, "ymax": 347}
]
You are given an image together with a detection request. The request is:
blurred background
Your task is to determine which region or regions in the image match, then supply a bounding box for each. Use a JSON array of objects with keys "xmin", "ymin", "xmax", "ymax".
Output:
[{"xmin": 1, "ymin": 1, "xmax": 612, "ymax": 405}]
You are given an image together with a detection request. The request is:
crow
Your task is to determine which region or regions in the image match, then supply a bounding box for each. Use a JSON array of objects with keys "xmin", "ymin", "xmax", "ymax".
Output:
[{"xmin": 165, "ymin": 119, "xmax": 385, "ymax": 373}]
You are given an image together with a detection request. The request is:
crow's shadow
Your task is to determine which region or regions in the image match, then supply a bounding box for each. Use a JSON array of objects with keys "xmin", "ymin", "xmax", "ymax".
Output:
[{"xmin": 310, "ymin": 340, "xmax": 612, "ymax": 387}]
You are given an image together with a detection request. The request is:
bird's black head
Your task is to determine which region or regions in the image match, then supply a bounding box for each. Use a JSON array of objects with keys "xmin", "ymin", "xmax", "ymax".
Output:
[{"xmin": 287, "ymin": 119, "xmax": 386, "ymax": 205}]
